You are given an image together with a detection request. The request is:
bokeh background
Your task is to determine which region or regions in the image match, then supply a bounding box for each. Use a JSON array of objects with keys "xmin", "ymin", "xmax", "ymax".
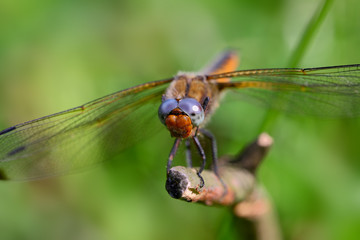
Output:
[{"xmin": 0, "ymin": 0, "xmax": 359, "ymax": 239}]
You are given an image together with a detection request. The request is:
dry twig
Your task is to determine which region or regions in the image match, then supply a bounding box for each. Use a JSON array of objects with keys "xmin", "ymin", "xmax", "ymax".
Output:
[
  {"xmin": 165, "ymin": 133, "xmax": 281, "ymax": 240},
  {"xmin": 165, "ymin": 133, "xmax": 273, "ymax": 206}
]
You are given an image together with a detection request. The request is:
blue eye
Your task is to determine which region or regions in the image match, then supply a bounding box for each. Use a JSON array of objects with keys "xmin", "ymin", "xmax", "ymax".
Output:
[
  {"xmin": 158, "ymin": 99, "xmax": 178, "ymax": 124},
  {"xmin": 178, "ymin": 98, "xmax": 204, "ymax": 126}
]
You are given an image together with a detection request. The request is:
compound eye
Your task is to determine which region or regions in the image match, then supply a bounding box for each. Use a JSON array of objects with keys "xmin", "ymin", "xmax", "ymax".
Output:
[
  {"xmin": 178, "ymin": 98, "xmax": 205, "ymax": 126},
  {"xmin": 158, "ymin": 99, "xmax": 178, "ymax": 124}
]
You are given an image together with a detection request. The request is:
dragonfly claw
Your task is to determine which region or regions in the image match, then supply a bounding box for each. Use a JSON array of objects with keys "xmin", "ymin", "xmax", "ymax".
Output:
[{"xmin": 196, "ymin": 171, "xmax": 205, "ymax": 188}]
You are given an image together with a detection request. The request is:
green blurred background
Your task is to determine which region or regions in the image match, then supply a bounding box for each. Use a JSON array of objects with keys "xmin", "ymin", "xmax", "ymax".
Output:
[{"xmin": 0, "ymin": 0, "xmax": 359, "ymax": 239}]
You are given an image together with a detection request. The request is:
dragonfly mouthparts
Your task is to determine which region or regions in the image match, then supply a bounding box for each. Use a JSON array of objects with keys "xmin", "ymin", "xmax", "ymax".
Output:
[{"xmin": 165, "ymin": 111, "xmax": 194, "ymax": 138}]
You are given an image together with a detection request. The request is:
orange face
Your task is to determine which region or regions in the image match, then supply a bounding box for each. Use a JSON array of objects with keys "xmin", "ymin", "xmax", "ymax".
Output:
[
  {"xmin": 158, "ymin": 97, "xmax": 205, "ymax": 139},
  {"xmin": 164, "ymin": 108, "xmax": 194, "ymax": 138}
]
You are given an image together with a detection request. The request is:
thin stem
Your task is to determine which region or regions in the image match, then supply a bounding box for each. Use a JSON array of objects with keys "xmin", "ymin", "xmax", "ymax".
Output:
[
  {"xmin": 288, "ymin": 0, "xmax": 334, "ymax": 68},
  {"xmin": 259, "ymin": 0, "xmax": 334, "ymax": 132}
]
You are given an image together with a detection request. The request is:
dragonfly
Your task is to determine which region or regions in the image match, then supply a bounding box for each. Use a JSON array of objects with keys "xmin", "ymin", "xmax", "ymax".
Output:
[{"xmin": 0, "ymin": 51, "xmax": 359, "ymax": 183}]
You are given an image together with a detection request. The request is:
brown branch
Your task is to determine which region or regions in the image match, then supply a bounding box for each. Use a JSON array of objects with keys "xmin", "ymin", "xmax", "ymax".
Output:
[
  {"xmin": 165, "ymin": 133, "xmax": 281, "ymax": 240},
  {"xmin": 166, "ymin": 165, "xmax": 256, "ymax": 205},
  {"xmin": 165, "ymin": 133, "xmax": 273, "ymax": 206}
]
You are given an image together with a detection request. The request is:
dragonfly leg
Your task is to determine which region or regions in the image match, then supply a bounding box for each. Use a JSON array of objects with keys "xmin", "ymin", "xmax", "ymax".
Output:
[
  {"xmin": 200, "ymin": 128, "xmax": 227, "ymax": 191},
  {"xmin": 167, "ymin": 138, "xmax": 181, "ymax": 173},
  {"xmin": 192, "ymin": 135, "xmax": 205, "ymax": 188},
  {"xmin": 185, "ymin": 139, "xmax": 193, "ymax": 168}
]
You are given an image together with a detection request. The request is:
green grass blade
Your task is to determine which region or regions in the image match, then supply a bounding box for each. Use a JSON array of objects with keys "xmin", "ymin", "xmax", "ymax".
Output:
[{"xmin": 258, "ymin": 0, "xmax": 334, "ymax": 132}]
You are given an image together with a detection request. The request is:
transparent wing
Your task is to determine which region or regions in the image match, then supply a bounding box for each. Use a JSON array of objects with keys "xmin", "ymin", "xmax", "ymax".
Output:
[
  {"xmin": 0, "ymin": 79, "xmax": 172, "ymax": 180},
  {"xmin": 212, "ymin": 64, "xmax": 360, "ymax": 117}
]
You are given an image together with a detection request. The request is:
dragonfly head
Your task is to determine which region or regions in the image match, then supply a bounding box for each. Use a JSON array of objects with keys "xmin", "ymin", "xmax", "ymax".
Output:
[{"xmin": 158, "ymin": 98, "xmax": 205, "ymax": 138}]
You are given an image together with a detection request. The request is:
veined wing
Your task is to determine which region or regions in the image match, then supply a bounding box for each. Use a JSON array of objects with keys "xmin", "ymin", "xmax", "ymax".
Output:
[
  {"xmin": 211, "ymin": 64, "xmax": 360, "ymax": 117},
  {"xmin": 0, "ymin": 78, "xmax": 172, "ymax": 180}
]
